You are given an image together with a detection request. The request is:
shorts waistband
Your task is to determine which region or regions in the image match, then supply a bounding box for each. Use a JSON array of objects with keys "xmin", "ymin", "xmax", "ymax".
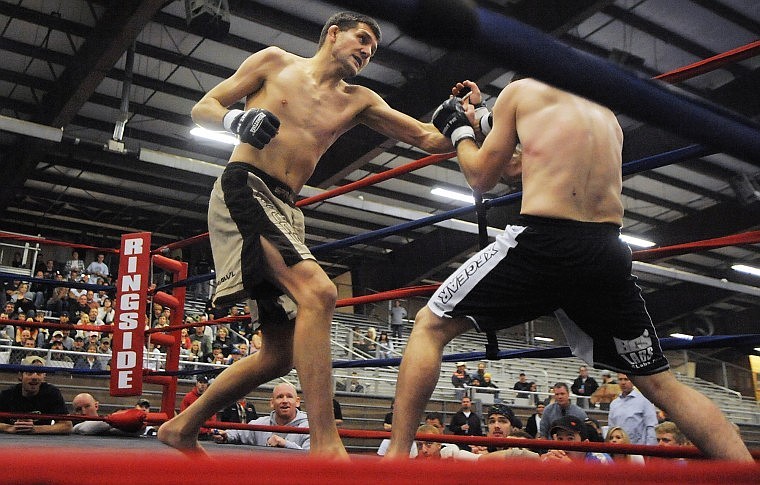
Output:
[
  {"xmin": 227, "ymin": 162, "xmax": 296, "ymax": 205},
  {"xmin": 518, "ymin": 215, "xmax": 621, "ymax": 236}
]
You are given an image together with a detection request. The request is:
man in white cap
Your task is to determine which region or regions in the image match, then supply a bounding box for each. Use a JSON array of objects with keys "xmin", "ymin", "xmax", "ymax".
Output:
[
  {"xmin": 0, "ymin": 355, "xmax": 72, "ymax": 434},
  {"xmin": 451, "ymin": 362, "xmax": 471, "ymax": 400}
]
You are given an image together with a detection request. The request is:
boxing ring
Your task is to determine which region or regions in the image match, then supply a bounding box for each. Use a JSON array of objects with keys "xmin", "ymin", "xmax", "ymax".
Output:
[{"xmin": 1, "ymin": 1, "xmax": 760, "ymax": 482}]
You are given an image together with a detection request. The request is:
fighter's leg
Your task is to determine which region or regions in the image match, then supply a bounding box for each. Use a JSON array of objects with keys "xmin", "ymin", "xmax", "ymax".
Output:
[
  {"xmin": 255, "ymin": 237, "xmax": 347, "ymax": 458},
  {"xmin": 632, "ymin": 372, "xmax": 752, "ymax": 461},
  {"xmin": 386, "ymin": 306, "xmax": 471, "ymax": 458},
  {"xmin": 158, "ymin": 317, "xmax": 294, "ymax": 453}
]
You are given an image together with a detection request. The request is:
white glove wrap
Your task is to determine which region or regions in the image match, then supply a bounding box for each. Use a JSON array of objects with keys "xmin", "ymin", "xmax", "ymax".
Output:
[
  {"xmin": 476, "ymin": 106, "xmax": 492, "ymax": 136},
  {"xmin": 450, "ymin": 125, "xmax": 475, "ymax": 147},
  {"xmin": 222, "ymin": 109, "xmax": 245, "ymax": 132}
]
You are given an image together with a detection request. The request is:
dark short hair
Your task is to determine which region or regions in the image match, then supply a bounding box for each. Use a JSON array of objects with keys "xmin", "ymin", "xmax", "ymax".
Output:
[
  {"xmin": 318, "ymin": 11, "xmax": 381, "ymax": 48},
  {"xmin": 554, "ymin": 382, "xmax": 569, "ymax": 392}
]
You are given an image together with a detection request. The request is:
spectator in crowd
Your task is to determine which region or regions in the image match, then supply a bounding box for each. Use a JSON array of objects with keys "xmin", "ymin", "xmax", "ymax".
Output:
[
  {"xmin": 97, "ymin": 298, "xmax": 115, "ymax": 325},
  {"xmin": 46, "ymin": 285, "xmax": 70, "ymax": 317},
  {"xmin": 451, "ymin": 362, "xmax": 471, "ymax": 399},
  {"xmin": 375, "ymin": 331, "xmax": 394, "ymax": 359},
  {"xmin": 85, "ymin": 253, "xmax": 109, "ymax": 280},
  {"xmin": 348, "ymin": 372, "xmax": 364, "ymax": 393},
  {"xmin": 590, "ymin": 370, "xmax": 620, "ymax": 411},
  {"xmin": 41, "ymin": 259, "xmax": 57, "ymax": 279},
  {"xmin": 470, "ymin": 362, "xmax": 487, "ymax": 383},
  {"xmin": 63, "ymin": 250, "xmax": 85, "ymax": 278},
  {"xmin": 71, "ymin": 392, "xmax": 111, "ymax": 435},
  {"xmin": 12, "ymin": 283, "xmax": 37, "ymax": 318},
  {"xmin": 181, "ymin": 376, "xmax": 210, "ymax": 412},
  {"xmin": 250, "ymin": 328, "xmax": 262, "ymax": 355},
  {"xmin": 333, "ymin": 398, "xmax": 343, "ymax": 427},
  {"xmin": 48, "ymin": 340, "xmax": 74, "ymax": 367},
  {"xmin": 29, "ymin": 270, "xmax": 48, "ymax": 308},
  {"xmin": 468, "ymin": 404, "xmax": 520, "ymax": 455},
  {"xmin": 608, "ymin": 373, "xmax": 658, "ymax": 445},
  {"xmin": 47, "ymin": 330, "xmax": 72, "ymax": 351},
  {"xmin": 0, "ymin": 317, "xmax": 14, "ymax": 343},
  {"xmin": 390, "ymin": 299, "xmax": 407, "ymax": 339},
  {"xmin": 87, "ymin": 308, "xmax": 105, "ymax": 327},
  {"xmin": 71, "ymin": 335, "xmax": 86, "ymax": 355},
  {"xmin": 425, "ymin": 412, "xmax": 446, "ymax": 434},
  {"xmin": 207, "ymin": 344, "xmax": 226, "ymax": 366},
  {"xmin": 481, "ymin": 373, "xmax": 497, "ymax": 389},
  {"xmin": 513, "ymin": 372, "xmax": 531, "ymax": 399},
  {"xmin": 189, "ymin": 325, "xmax": 213, "ymax": 357},
  {"xmin": 571, "ymin": 366, "xmax": 599, "ymax": 409},
  {"xmin": 96, "ymin": 338, "xmax": 112, "ymax": 369},
  {"xmin": 69, "ymin": 294, "xmax": 90, "ymax": 321},
  {"xmin": 218, "ymin": 398, "xmax": 258, "ymax": 424},
  {"xmin": 525, "ymin": 402, "xmax": 545, "ymax": 438},
  {"xmin": 538, "ymin": 382, "xmax": 588, "ymax": 439},
  {"xmin": 213, "ymin": 326, "xmax": 234, "ymax": 357},
  {"xmin": 543, "ymin": 415, "xmax": 612, "ymax": 463},
  {"xmin": 0, "ymin": 355, "xmax": 72, "ymax": 434},
  {"xmin": 67, "ymin": 270, "xmax": 86, "ymax": 299},
  {"xmin": 74, "ymin": 343, "xmax": 104, "ymax": 371},
  {"xmin": 383, "ymin": 398, "xmax": 395, "ymax": 432},
  {"xmin": 183, "ymin": 341, "xmax": 205, "ymax": 367},
  {"xmin": 605, "ymin": 426, "xmax": 645, "ymax": 464},
  {"xmin": 226, "ymin": 347, "xmax": 244, "ymax": 365},
  {"xmin": 213, "ymin": 382, "xmax": 309, "ymax": 450},
  {"xmin": 448, "ymin": 396, "xmax": 482, "ymax": 441},
  {"xmin": 655, "ymin": 421, "xmax": 688, "ymax": 447}
]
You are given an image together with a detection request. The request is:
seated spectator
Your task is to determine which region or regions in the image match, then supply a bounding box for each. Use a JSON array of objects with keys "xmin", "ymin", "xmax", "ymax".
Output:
[
  {"xmin": 213, "ymin": 382, "xmax": 308, "ymax": 450},
  {"xmin": 375, "ymin": 331, "xmax": 394, "ymax": 359},
  {"xmin": 250, "ymin": 329, "xmax": 262, "ymax": 355},
  {"xmin": 73, "ymin": 344, "xmax": 103, "ymax": 371},
  {"xmin": 218, "ymin": 398, "xmax": 258, "ymax": 424},
  {"xmin": 47, "ymin": 330, "xmax": 73, "ymax": 351},
  {"xmin": 181, "ymin": 376, "xmax": 210, "ymax": 412},
  {"xmin": 481, "ymin": 373, "xmax": 497, "ymax": 388},
  {"xmin": 451, "ymin": 362, "xmax": 471, "ymax": 399},
  {"xmin": 11, "ymin": 283, "xmax": 36, "ymax": 318},
  {"xmin": 96, "ymin": 297, "xmax": 115, "ymax": 324},
  {"xmin": 71, "ymin": 392, "xmax": 112, "ymax": 435},
  {"xmin": 189, "ymin": 325, "xmax": 213, "ymax": 357},
  {"xmin": 45, "ymin": 285, "xmax": 70, "ymax": 317},
  {"xmin": 70, "ymin": 335, "xmax": 86, "ymax": 356},
  {"xmin": 0, "ymin": 355, "xmax": 72, "ymax": 434},
  {"xmin": 348, "ymin": 372, "xmax": 364, "ymax": 393},
  {"xmin": 207, "ymin": 344, "xmax": 226, "ymax": 366},
  {"xmin": 333, "ymin": 398, "xmax": 343, "ymax": 428},
  {"xmin": 213, "ymin": 326, "xmax": 233, "ymax": 357},
  {"xmin": 606, "ymin": 426, "xmax": 645, "ymax": 464},
  {"xmin": 655, "ymin": 421, "xmax": 688, "ymax": 447},
  {"xmin": 226, "ymin": 347, "xmax": 244, "ymax": 365},
  {"xmin": 96, "ymin": 338, "xmax": 112, "ymax": 368},
  {"xmin": 48, "ymin": 340, "xmax": 74, "ymax": 367},
  {"xmin": 542, "ymin": 415, "xmax": 612, "ymax": 463},
  {"xmin": 67, "ymin": 270, "xmax": 86, "ymax": 299},
  {"xmin": 10, "ymin": 329, "xmax": 42, "ymax": 364},
  {"xmin": 69, "ymin": 294, "xmax": 90, "ymax": 321}
]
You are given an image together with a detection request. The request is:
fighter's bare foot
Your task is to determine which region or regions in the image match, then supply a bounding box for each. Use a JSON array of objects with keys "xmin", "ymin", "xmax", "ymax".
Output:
[{"xmin": 157, "ymin": 419, "xmax": 208, "ymax": 458}]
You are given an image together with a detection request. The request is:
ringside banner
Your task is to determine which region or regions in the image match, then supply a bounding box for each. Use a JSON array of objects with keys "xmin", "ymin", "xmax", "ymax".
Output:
[{"xmin": 110, "ymin": 232, "xmax": 151, "ymax": 396}]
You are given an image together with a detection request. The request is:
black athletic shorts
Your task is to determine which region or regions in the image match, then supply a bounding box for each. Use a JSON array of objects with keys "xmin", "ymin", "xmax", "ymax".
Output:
[{"xmin": 428, "ymin": 215, "xmax": 669, "ymax": 376}]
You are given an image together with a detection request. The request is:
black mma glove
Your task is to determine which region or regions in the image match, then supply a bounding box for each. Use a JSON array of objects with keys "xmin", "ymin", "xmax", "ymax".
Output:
[
  {"xmin": 431, "ymin": 97, "xmax": 475, "ymax": 147},
  {"xmin": 223, "ymin": 108, "xmax": 280, "ymax": 149}
]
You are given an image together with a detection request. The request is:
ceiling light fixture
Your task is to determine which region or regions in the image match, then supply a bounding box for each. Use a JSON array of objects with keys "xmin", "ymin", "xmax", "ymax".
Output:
[
  {"xmin": 0, "ymin": 115, "xmax": 63, "ymax": 142},
  {"xmin": 190, "ymin": 126, "xmax": 239, "ymax": 146},
  {"xmin": 431, "ymin": 187, "xmax": 475, "ymax": 204},
  {"xmin": 619, "ymin": 234, "xmax": 655, "ymax": 248},
  {"xmin": 669, "ymin": 333, "xmax": 693, "ymax": 340},
  {"xmin": 534, "ymin": 336, "xmax": 554, "ymax": 342},
  {"xmin": 732, "ymin": 264, "xmax": 760, "ymax": 277}
]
